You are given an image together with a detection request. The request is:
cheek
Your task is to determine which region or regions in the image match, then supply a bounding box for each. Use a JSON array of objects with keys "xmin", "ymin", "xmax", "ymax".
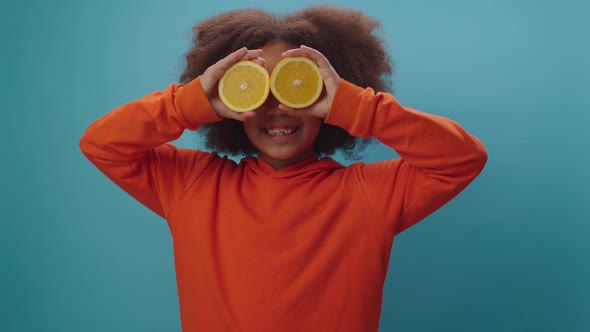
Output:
[
  {"xmin": 243, "ymin": 121, "xmax": 258, "ymax": 140},
  {"xmin": 305, "ymin": 120, "xmax": 323, "ymax": 140}
]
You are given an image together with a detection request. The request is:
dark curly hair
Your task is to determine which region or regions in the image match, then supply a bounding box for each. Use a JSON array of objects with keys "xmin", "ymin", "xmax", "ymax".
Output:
[{"xmin": 179, "ymin": 6, "xmax": 393, "ymax": 159}]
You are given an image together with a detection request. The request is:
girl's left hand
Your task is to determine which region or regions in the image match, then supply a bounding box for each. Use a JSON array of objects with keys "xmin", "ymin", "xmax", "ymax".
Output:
[{"xmin": 279, "ymin": 45, "xmax": 341, "ymax": 119}]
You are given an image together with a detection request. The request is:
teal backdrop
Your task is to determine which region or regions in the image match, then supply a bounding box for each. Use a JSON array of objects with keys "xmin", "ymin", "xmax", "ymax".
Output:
[{"xmin": 3, "ymin": 0, "xmax": 589, "ymax": 331}]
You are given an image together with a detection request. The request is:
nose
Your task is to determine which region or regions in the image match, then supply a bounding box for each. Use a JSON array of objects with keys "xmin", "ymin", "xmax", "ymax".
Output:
[{"xmin": 259, "ymin": 94, "xmax": 287, "ymax": 115}]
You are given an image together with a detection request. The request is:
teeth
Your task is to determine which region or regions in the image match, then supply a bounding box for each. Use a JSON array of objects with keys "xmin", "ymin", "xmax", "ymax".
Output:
[{"xmin": 266, "ymin": 128, "xmax": 295, "ymax": 136}]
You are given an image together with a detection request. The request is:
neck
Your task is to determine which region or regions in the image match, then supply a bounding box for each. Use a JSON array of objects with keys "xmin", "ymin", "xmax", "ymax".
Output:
[{"xmin": 260, "ymin": 151, "xmax": 316, "ymax": 171}]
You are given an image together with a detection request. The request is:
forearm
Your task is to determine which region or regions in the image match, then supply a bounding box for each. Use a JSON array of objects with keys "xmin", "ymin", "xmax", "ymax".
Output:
[
  {"xmin": 79, "ymin": 77, "xmax": 220, "ymax": 163},
  {"xmin": 325, "ymin": 80, "xmax": 487, "ymax": 181}
]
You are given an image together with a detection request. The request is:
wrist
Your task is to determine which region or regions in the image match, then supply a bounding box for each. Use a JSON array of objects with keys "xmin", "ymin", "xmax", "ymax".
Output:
[{"xmin": 175, "ymin": 77, "xmax": 222, "ymax": 129}]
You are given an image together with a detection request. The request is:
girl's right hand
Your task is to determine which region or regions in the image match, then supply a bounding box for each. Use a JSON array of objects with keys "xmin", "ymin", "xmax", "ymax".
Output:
[{"xmin": 200, "ymin": 47, "xmax": 265, "ymax": 121}]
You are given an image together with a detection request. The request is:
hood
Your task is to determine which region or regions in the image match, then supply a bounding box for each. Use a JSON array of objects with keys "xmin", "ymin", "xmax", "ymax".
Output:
[{"xmin": 242, "ymin": 155, "xmax": 344, "ymax": 180}]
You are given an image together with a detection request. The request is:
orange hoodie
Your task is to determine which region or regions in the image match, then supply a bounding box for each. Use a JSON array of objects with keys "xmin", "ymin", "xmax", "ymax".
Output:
[{"xmin": 80, "ymin": 77, "xmax": 487, "ymax": 332}]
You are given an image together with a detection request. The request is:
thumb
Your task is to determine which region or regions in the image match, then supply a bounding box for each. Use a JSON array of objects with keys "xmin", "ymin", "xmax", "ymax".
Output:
[{"xmin": 200, "ymin": 48, "xmax": 248, "ymax": 96}]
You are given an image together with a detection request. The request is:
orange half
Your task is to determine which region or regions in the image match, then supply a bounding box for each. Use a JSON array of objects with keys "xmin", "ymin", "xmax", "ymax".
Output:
[
  {"xmin": 270, "ymin": 57, "xmax": 323, "ymax": 109},
  {"xmin": 218, "ymin": 61, "xmax": 270, "ymax": 112}
]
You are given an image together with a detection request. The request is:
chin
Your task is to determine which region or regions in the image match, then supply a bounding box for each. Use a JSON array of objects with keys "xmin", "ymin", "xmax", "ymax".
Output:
[{"xmin": 263, "ymin": 148, "xmax": 307, "ymax": 161}]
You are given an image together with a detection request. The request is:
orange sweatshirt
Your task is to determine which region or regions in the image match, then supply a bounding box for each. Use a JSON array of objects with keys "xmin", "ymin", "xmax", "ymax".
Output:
[{"xmin": 80, "ymin": 78, "xmax": 487, "ymax": 331}]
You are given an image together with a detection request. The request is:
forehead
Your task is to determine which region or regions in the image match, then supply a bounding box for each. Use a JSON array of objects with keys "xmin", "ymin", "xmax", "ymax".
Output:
[{"xmin": 260, "ymin": 41, "xmax": 297, "ymax": 70}]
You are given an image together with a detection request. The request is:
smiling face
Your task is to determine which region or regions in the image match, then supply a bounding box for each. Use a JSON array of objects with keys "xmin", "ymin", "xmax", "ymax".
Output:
[{"xmin": 243, "ymin": 41, "xmax": 323, "ymax": 170}]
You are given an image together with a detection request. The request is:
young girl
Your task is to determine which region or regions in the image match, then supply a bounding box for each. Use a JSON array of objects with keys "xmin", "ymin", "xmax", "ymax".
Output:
[{"xmin": 80, "ymin": 6, "xmax": 487, "ymax": 332}]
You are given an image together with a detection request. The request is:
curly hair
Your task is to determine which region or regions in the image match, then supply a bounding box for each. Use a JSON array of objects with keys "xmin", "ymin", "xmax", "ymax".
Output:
[{"xmin": 179, "ymin": 6, "xmax": 393, "ymax": 159}]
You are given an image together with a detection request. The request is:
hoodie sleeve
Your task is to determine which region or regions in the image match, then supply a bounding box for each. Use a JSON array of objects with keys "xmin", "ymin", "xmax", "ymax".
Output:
[
  {"xmin": 325, "ymin": 80, "xmax": 487, "ymax": 234},
  {"xmin": 79, "ymin": 77, "xmax": 222, "ymax": 218}
]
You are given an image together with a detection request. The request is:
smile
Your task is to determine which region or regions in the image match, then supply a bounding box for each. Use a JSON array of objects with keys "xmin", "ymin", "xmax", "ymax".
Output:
[{"xmin": 264, "ymin": 127, "xmax": 299, "ymax": 136}]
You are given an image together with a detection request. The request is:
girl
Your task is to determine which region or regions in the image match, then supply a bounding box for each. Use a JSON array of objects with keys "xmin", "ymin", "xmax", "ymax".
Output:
[{"xmin": 80, "ymin": 6, "xmax": 487, "ymax": 332}]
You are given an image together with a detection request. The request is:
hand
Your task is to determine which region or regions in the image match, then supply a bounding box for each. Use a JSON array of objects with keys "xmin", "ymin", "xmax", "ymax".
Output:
[
  {"xmin": 278, "ymin": 45, "xmax": 341, "ymax": 119},
  {"xmin": 200, "ymin": 47, "xmax": 265, "ymax": 121}
]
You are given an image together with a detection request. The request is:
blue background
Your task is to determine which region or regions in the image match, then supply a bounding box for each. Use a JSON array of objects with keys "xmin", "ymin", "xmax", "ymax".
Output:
[{"xmin": 2, "ymin": 0, "xmax": 589, "ymax": 331}]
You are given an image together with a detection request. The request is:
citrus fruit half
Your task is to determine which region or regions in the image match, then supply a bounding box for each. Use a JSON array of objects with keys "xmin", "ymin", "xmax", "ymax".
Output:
[
  {"xmin": 218, "ymin": 60, "xmax": 270, "ymax": 112},
  {"xmin": 270, "ymin": 57, "xmax": 323, "ymax": 109}
]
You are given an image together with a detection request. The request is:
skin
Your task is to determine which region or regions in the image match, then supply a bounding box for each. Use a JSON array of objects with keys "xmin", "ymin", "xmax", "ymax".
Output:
[{"xmin": 200, "ymin": 41, "xmax": 342, "ymax": 170}]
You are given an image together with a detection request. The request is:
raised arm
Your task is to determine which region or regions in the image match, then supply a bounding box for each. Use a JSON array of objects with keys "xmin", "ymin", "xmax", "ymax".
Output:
[
  {"xmin": 79, "ymin": 48, "xmax": 265, "ymax": 218},
  {"xmin": 278, "ymin": 45, "xmax": 487, "ymax": 234},
  {"xmin": 327, "ymin": 81, "xmax": 488, "ymax": 234},
  {"xmin": 79, "ymin": 78, "xmax": 222, "ymax": 218}
]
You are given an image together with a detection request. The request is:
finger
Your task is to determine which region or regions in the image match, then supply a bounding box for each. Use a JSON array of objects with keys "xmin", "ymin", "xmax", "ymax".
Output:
[
  {"xmin": 249, "ymin": 56, "xmax": 266, "ymax": 67},
  {"xmin": 282, "ymin": 45, "xmax": 330, "ymax": 68},
  {"xmin": 281, "ymin": 48, "xmax": 305, "ymax": 58},
  {"xmin": 218, "ymin": 47, "xmax": 248, "ymax": 68},
  {"xmin": 230, "ymin": 110, "xmax": 257, "ymax": 121},
  {"xmin": 240, "ymin": 50, "xmax": 264, "ymax": 61},
  {"xmin": 203, "ymin": 49, "xmax": 265, "ymax": 94},
  {"xmin": 211, "ymin": 49, "xmax": 264, "ymax": 78},
  {"xmin": 278, "ymin": 104, "xmax": 308, "ymax": 116}
]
